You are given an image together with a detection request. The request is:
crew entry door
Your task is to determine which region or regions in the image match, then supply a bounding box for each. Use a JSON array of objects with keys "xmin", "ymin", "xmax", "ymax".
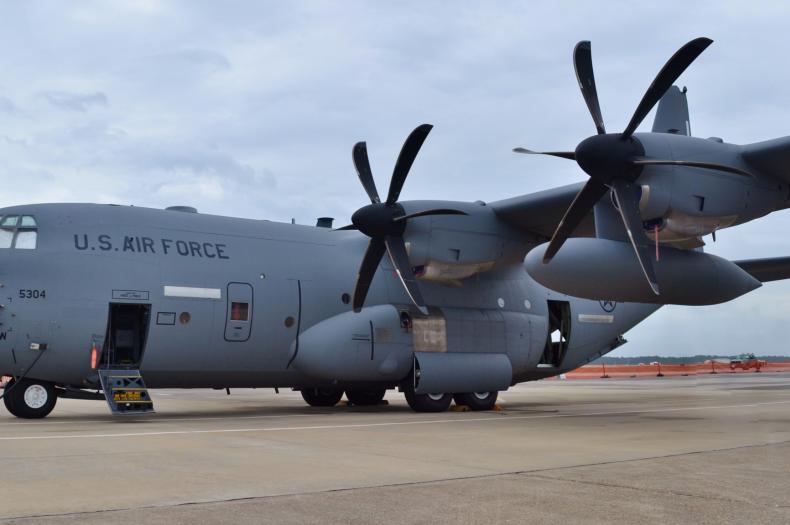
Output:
[{"xmin": 225, "ymin": 282, "xmax": 253, "ymax": 342}]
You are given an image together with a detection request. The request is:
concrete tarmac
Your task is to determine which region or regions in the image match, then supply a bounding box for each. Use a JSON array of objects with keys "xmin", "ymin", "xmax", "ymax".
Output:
[{"xmin": 0, "ymin": 374, "xmax": 789, "ymax": 524}]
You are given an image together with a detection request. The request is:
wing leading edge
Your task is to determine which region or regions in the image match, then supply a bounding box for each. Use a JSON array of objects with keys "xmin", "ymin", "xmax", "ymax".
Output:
[{"xmin": 489, "ymin": 182, "xmax": 596, "ymax": 240}]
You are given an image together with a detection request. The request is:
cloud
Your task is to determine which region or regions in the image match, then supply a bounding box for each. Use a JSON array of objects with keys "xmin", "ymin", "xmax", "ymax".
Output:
[
  {"xmin": 149, "ymin": 49, "xmax": 230, "ymax": 74},
  {"xmin": 0, "ymin": 96, "xmax": 20, "ymax": 115},
  {"xmin": 41, "ymin": 91, "xmax": 108, "ymax": 112}
]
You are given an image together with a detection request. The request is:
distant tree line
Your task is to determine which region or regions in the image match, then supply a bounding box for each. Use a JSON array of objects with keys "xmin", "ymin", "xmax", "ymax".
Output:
[{"xmin": 593, "ymin": 355, "xmax": 790, "ymax": 365}]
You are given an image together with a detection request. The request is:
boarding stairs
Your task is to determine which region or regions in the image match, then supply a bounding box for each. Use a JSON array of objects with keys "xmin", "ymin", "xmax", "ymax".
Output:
[{"xmin": 98, "ymin": 369, "xmax": 155, "ymax": 415}]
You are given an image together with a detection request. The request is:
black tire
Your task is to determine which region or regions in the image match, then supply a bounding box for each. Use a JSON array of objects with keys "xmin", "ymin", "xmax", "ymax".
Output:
[
  {"xmin": 300, "ymin": 387, "xmax": 343, "ymax": 407},
  {"xmin": 402, "ymin": 380, "xmax": 451, "ymax": 413},
  {"xmin": 453, "ymin": 391, "xmax": 498, "ymax": 411},
  {"xmin": 3, "ymin": 379, "xmax": 18, "ymax": 415},
  {"xmin": 3, "ymin": 379, "xmax": 57, "ymax": 419},
  {"xmin": 345, "ymin": 388, "xmax": 386, "ymax": 406}
]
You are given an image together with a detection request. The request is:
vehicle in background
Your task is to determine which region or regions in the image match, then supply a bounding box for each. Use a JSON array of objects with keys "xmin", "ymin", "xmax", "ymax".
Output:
[{"xmin": 729, "ymin": 353, "xmax": 765, "ymax": 371}]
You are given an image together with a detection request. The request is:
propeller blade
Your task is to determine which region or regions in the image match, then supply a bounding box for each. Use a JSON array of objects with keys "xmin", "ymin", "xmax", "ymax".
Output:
[
  {"xmin": 573, "ymin": 41, "xmax": 606, "ymax": 135},
  {"xmin": 543, "ymin": 180, "xmax": 609, "ymax": 263},
  {"xmin": 513, "ymin": 147, "xmax": 576, "ymax": 160},
  {"xmin": 631, "ymin": 158, "xmax": 755, "ymax": 179},
  {"xmin": 622, "ymin": 37, "xmax": 712, "ymax": 138},
  {"xmin": 386, "ymin": 124, "xmax": 433, "ymax": 205},
  {"xmin": 610, "ymin": 180, "xmax": 660, "ymax": 295},
  {"xmin": 352, "ymin": 142, "xmax": 380, "ymax": 204},
  {"xmin": 393, "ymin": 208, "xmax": 468, "ymax": 222},
  {"xmin": 335, "ymin": 224, "xmax": 358, "ymax": 231},
  {"xmin": 384, "ymin": 235, "xmax": 429, "ymax": 315},
  {"xmin": 352, "ymin": 238, "xmax": 387, "ymax": 312}
]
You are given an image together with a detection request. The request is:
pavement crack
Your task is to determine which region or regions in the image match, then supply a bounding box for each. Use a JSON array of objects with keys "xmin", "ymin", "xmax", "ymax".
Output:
[
  {"xmin": 510, "ymin": 438, "xmax": 790, "ymax": 476},
  {"xmin": 523, "ymin": 473, "xmax": 753, "ymax": 506}
]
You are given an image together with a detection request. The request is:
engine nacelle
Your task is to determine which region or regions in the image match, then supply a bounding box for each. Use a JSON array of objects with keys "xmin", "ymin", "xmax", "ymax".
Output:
[
  {"xmin": 400, "ymin": 201, "xmax": 512, "ymax": 285},
  {"xmin": 525, "ymin": 238, "xmax": 761, "ymax": 305}
]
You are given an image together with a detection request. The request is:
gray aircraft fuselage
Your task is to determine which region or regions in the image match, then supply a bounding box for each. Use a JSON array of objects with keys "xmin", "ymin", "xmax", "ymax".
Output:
[{"xmin": 0, "ymin": 201, "xmax": 658, "ymax": 392}]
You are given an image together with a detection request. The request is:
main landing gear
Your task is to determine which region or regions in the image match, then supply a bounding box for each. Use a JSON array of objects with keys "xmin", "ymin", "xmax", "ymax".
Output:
[
  {"xmin": 453, "ymin": 391, "xmax": 499, "ymax": 411},
  {"xmin": 402, "ymin": 380, "xmax": 452, "ymax": 412},
  {"xmin": 299, "ymin": 385, "xmax": 499, "ymax": 413},
  {"xmin": 401, "ymin": 380, "xmax": 498, "ymax": 412},
  {"xmin": 300, "ymin": 387, "xmax": 344, "ymax": 407},
  {"xmin": 345, "ymin": 387, "xmax": 386, "ymax": 406},
  {"xmin": 300, "ymin": 387, "xmax": 387, "ymax": 407},
  {"xmin": 3, "ymin": 378, "xmax": 58, "ymax": 419}
]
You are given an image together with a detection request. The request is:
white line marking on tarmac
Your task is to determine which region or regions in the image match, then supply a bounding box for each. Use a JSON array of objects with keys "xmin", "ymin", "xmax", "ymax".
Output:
[
  {"xmin": 1, "ymin": 412, "xmax": 317, "ymax": 427},
  {"xmin": 2, "ymin": 400, "xmax": 789, "ymax": 441}
]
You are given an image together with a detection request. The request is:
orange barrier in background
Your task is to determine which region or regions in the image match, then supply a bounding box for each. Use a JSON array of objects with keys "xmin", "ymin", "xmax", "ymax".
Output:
[{"xmin": 560, "ymin": 362, "xmax": 790, "ymax": 379}]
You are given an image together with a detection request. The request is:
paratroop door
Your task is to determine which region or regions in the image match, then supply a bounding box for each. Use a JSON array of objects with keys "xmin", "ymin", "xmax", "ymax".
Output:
[{"xmin": 225, "ymin": 282, "xmax": 253, "ymax": 342}]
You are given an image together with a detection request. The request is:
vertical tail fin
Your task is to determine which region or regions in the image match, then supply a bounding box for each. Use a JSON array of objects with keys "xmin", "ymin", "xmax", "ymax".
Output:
[{"xmin": 651, "ymin": 85, "xmax": 690, "ymax": 136}]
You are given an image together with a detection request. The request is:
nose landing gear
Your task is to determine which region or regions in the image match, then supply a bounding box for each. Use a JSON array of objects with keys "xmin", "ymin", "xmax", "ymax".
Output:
[{"xmin": 3, "ymin": 378, "xmax": 57, "ymax": 419}]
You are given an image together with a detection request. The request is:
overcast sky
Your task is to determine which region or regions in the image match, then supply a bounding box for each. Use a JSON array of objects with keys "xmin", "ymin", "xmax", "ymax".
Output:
[{"xmin": 1, "ymin": 1, "xmax": 789, "ymax": 356}]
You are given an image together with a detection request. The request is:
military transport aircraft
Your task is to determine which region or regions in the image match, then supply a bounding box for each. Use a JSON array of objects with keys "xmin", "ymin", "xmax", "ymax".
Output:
[{"xmin": 2, "ymin": 37, "xmax": 790, "ymax": 418}]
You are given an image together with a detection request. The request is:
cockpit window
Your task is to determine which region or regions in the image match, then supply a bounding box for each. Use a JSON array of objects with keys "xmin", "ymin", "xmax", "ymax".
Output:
[
  {"xmin": 0, "ymin": 215, "xmax": 38, "ymax": 249},
  {"xmin": 14, "ymin": 231, "xmax": 37, "ymax": 249},
  {"xmin": 0, "ymin": 229, "xmax": 13, "ymax": 249},
  {"xmin": 1, "ymin": 216, "xmax": 18, "ymax": 227}
]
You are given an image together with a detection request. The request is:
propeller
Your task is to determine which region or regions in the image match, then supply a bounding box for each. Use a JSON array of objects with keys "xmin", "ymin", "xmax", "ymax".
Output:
[
  {"xmin": 343, "ymin": 124, "xmax": 467, "ymax": 314},
  {"xmin": 514, "ymin": 37, "xmax": 731, "ymax": 295}
]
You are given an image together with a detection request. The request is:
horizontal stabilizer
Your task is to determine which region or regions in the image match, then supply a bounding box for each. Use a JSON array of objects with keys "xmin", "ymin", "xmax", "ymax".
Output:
[
  {"xmin": 734, "ymin": 256, "xmax": 790, "ymax": 283},
  {"xmin": 741, "ymin": 136, "xmax": 790, "ymax": 182}
]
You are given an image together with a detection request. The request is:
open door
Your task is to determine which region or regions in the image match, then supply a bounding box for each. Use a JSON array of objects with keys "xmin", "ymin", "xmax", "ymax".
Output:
[
  {"xmin": 540, "ymin": 300, "xmax": 571, "ymax": 367},
  {"xmin": 102, "ymin": 303, "xmax": 151, "ymax": 368}
]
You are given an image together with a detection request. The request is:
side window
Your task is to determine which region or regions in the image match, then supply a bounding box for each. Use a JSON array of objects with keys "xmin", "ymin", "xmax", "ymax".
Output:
[
  {"xmin": 225, "ymin": 283, "xmax": 253, "ymax": 342},
  {"xmin": 0, "ymin": 215, "xmax": 38, "ymax": 249},
  {"xmin": 230, "ymin": 302, "xmax": 249, "ymax": 321}
]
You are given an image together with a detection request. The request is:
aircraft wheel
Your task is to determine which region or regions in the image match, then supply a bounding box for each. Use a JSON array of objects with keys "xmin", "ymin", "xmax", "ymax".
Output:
[
  {"xmin": 453, "ymin": 391, "xmax": 498, "ymax": 411},
  {"xmin": 3, "ymin": 379, "xmax": 57, "ymax": 419},
  {"xmin": 345, "ymin": 388, "xmax": 386, "ymax": 406},
  {"xmin": 300, "ymin": 387, "xmax": 343, "ymax": 407},
  {"xmin": 402, "ymin": 381, "xmax": 451, "ymax": 413}
]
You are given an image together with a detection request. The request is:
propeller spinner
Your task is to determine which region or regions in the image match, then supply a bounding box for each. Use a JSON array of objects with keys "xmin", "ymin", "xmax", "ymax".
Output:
[
  {"xmin": 513, "ymin": 37, "xmax": 752, "ymax": 295},
  {"xmin": 341, "ymin": 124, "xmax": 467, "ymax": 314}
]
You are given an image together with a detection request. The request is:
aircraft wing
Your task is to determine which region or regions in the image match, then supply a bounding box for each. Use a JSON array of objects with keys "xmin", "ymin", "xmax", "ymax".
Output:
[
  {"xmin": 733, "ymin": 256, "xmax": 790, "ymax": 283},
  {"xmin": 489, "ymin": 182, "xmax": 596, "ymax": 240},
  {"xmin": 742, "ymin": 136, "xmax": 790, "ymax": 182}
]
